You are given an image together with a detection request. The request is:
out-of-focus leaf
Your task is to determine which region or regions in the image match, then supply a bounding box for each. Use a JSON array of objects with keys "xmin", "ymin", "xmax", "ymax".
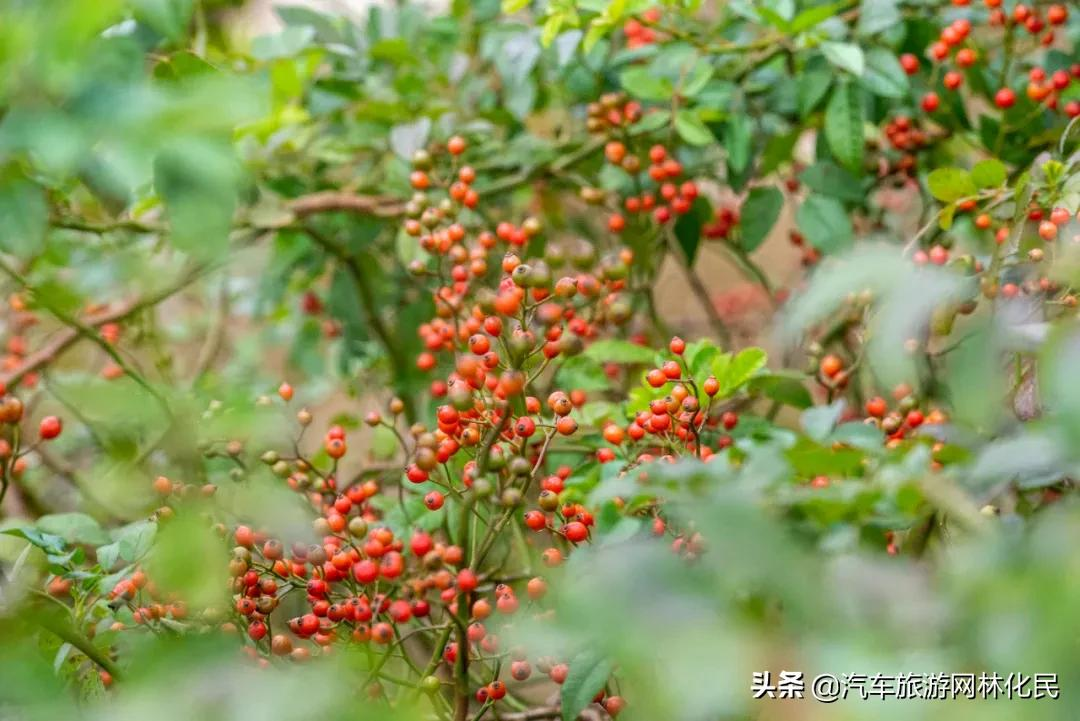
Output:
[
  {"xmin": 739, "ymin": 186, "xmax": 783, "ymax": 252},
  {"xmin": 796, "ymin": 194, "xmax": 853, "ymax": 252},
  {"xmin": 561, "ymin": 648, "xmax": 614, "ymax": 721},
  {"xmin": 802, "ymin": 400, "xmax": 845, "ymax": 441},
  {"xmin": 859, "ymin": 48, "xmax": 908, "ymax": 99},
  {"xmin": 799, "ymin": 161, "xmax": 864, "ymax": 202},
  {"xmin": 821, "ymin": 42, "xmax": 865, "ymax": 77},
  {"xmin": 971, "ymin": 159, "xmax": 1007, "ymax": 188},
  {"xmin": 389, "ymin": 117, "xmax": 432, "ymax": 160},
  {"xmin": 859, "ymin": 0, "xmax": 900, "ymax": 34},
  {"xmin": 674, "ymin": 109, "xmax": 713, "ymax": 146},
  {"xmin": 36, "ymin": 513, "xmax": 109, "ymax": 546},
  {"xmin": 927, "ymin": 168, "xmax": 976, "ymax": 202},
  {"xmin": 824, "ymin": 81, "xmax": 865, "ymax": 173},
  {"xmin": 584, "ymin": 339, "xmax": 656, "ymax": 365},
  {"xmin": 0, "ymin": 175, "xmax": 46, "ymax": 260},
  {"xmin": 620, "ymin": 67, "xmax": 673, "ymax": 101}
]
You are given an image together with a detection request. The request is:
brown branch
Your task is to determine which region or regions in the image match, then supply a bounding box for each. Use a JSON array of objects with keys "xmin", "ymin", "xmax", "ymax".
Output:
[
  {"xmin": 0, "ymin": 264, "xmax": 206, "ymax": 389},
  {"xmin": 288, "ymin": 192, "xmax": 406, "ymax": 219}
]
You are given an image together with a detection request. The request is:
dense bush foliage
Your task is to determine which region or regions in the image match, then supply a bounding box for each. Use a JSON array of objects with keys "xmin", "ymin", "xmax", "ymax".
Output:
[{"xmin": 1, "ymin": 1, "xmax": 1079, "ymax": 720}]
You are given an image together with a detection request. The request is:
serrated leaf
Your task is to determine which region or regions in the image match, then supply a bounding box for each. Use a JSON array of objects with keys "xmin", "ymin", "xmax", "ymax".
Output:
[
  {"xmin": 674, "ymin": 109, "xmax": 713, "ymax": 146},
  {"xmin": 824, "ymin": 82, "xmax": 865, "ymax": 173},
  {"xmin": 561, "ymin": 649, "xmax": 614, "ymax": 721},
  {"xmin": 927, "ymin": 168, "xmax": 976, "ymax": 202},
  {"xmin": 583, "ymin": 339, "xmax": 656, "ymax": 364},
  {"xmin": 739, "ymin": 186, "xmax": 784, "ymax": 252},
  {"xmin": 971, "ymin": 159, "xmax": 1007, "ymax": 188},
  {"xmin": 796, "ymin": 194, "xmax": 854, "ymax": 253}
]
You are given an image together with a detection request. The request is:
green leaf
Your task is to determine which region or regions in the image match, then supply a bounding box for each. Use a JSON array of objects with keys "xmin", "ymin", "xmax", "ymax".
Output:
[
  {"xmin": 251, "ymin": 26, "xmax": 316, "ymax": 60},
  {"xmin": 750, "ymin": 372, "xmax": 812, "ymax": 409},
  {"xmin": 0, "ymin": 175, "xmax": 46, "ymax": 260},
  {"xmin": 859, "ymin": 48, "xmax": 909, "ymax": 99},
  {"xmin": 927, "ymin": 168, "xmax": 977, "ymax": 202},
  {"xmin": 858, "ymin": 0, "xmax": 901, "ymax": 35},
  {"xmin": 132, "ymin": 0, "xmax": 195, "ymax": 42},
  {"xmin": 674, "ymin": 109, "xmax": 713, "ymax": 146},
  {"xmin": 796, "ymin": 194, "xmax": 854, "ymax": 253},
  {"xmin": 799, "ymin": 162, "xmax": 864, "ymax": 202},
  {"xmin": 681, "ymin": 61, "xmax": 714, "ymax": 97},
  {"xmin": 821, "ymin": 42, "xmax": 865, "ymax": 77},
  {"xmin": 561, "ymin": 649, "xmax": 613, "ymax": 721},
  {"xmin": 799, "ymin": 69, "xmax": 832, "ymax": 117},
  {"xmin": 824, "ymin": 82, "xmax": 865, "ymax": 173},
  {"xmin": 674, "ymin": 196, "xmax": 711, "ymax": 264},
  {"xmin": 791, "ymin": 1, "xmax": 848, "ymax": 32},
  {"xmin": 619, "ymin": 67, "xmax": 673, "ymax": 101},
  {"xmin": 739, "ymin": 186, "xmax": 784, "ymax": 252},
  {"xmin": 542, "ymin": 14, "xmax": 566, "ymax": 47},
  {"xmin": 716, "ymin": 347, "xmax": 768, "ymax": 395},
  {"xmin": 971, "ymin": 159, "xmax": 1007, "ymax": 188},
  {"xmin": 725, "ymin": 114, "xmax": 752, "ymax": 174},
  {"xmin": 372, "ymin": 425, "xmax": 399, "ymax": 460},
  {"xmin": 502, "ymin": 0, "xmax": 530, "ymax": 12},
  {"xmin": 36, "ymin": 513, "xmax": 109, "ymax": 546},
  {"xmin": 3, "ymin": 527, "xmax": 67, "ymax": 555},
  {"xmin": 801, "ymin": 400, "xmax": 845, "ymax": 442},
  {"xmin": 583, "ymin": 339, "xmax": 656, "ymax": 364}
]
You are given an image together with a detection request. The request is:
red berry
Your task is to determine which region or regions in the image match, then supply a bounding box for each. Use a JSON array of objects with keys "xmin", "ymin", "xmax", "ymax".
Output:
[
  {"xmin": 994, "ymin": 87, "xmax": 1016, "ymax": 108},
  {"xmin": 38, "ymin": 415, "xmax": 62, "ymax": 440}
]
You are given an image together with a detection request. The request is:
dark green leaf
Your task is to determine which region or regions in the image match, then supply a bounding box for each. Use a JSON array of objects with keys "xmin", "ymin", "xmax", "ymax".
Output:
[
  {"xmin": 824, "ymin": 82, "xmax": 865, "ymax": 173},
  {"xmin": 739, "ymin": 186, "xmax": 784, "ymax": 252},
  {"xmin": 561, "ymin": 649, "xmax": 614, "ymax": 721}
]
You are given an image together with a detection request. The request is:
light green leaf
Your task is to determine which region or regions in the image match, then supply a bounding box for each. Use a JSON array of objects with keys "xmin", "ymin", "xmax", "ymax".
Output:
[
  {"xmin": 859, "ymin": 47, "xmax": 909, "ymax": 99},
  {"xmin": 619, "ymin": 67, "xmax": 673, "ymax": 101},
  {"xmin": 502, "ymin": 0, "xmax": 530, "ymax": 12},
  {"xmin": 37, "ymin": 513, "xmax": 109, "ymax": 546},
  {"xmin": 858, "ymin": 0, "xmax": 901, "ymax": 35},
  {"xmin": 674, "ymin": 109, "xmax": 714, "ymax": 146},
  {"xmin": 927, "ymin": 168, "xmax": 977, "ymax": 202},
  {"xmin": 796, "ymin": 194, "xmax": 854, "ymax": 253},
  {"xmin": 821, "ymin": 42, "xmax": 865, "ymax": 77},
  {"xmin": 583, "ymin": 339, "xmax": 656, "ymax": 364},
  {"xmin": 791, "ymin": 1, "xmax": 848, "ymax": 32},
  {"xmin": 739, "ymin": 186, "xmax": 784, "ymax": 252},
  {"xmin": 715, "ymin": 347, "xmax": 768, "ymax": 395},
  {"xmin": 824, "ymin": 82, "xmax": 865, "ymax": 173},
  {"xmin": 971, "ymin": 159, "xmax": 1007, "ymax": 188},
  {"xmin": 0, "ymin": 175, "xmax": 46, "ymax": 260}
]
